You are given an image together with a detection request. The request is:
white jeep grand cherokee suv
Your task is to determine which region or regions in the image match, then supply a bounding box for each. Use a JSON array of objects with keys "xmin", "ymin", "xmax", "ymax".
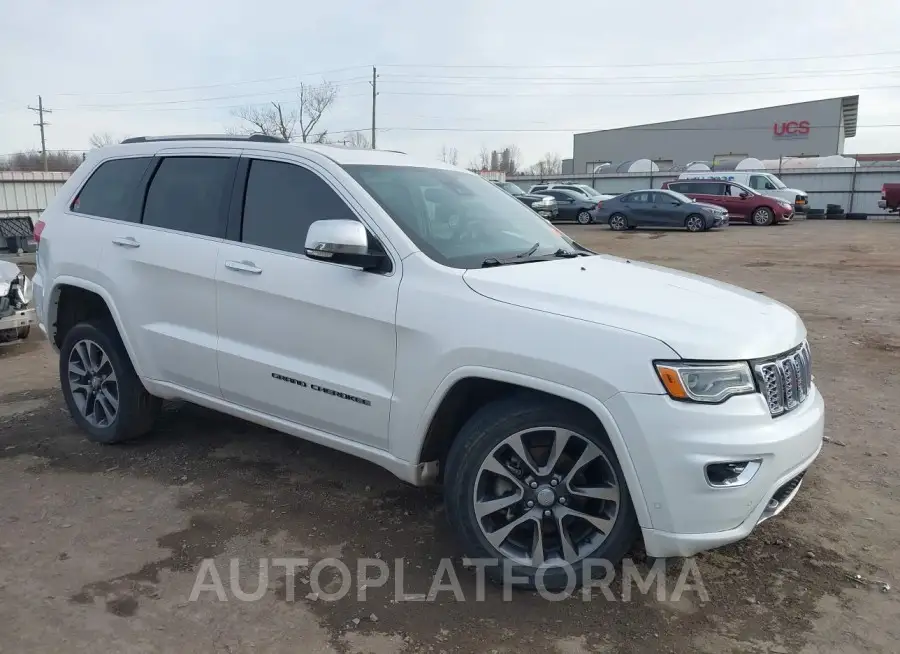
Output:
[{"xmin": 32, "ymin": 135, "xmax": 824, "ymax": 589}]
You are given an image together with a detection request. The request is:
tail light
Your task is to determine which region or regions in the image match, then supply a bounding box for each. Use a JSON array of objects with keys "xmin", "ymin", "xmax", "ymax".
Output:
[
  {"xmin": 33, "ymin": 219, "xmax": 45, "ymax": 244},
  {"xmin": 882, "ymin": 184, "xmax": 886, "ymax": 199}
]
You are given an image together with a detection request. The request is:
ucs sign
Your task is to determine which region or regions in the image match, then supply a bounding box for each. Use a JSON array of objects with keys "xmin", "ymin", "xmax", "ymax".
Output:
[{"xmin": 773, "ymin": 120, "xmax": 810, "ymax": 138}]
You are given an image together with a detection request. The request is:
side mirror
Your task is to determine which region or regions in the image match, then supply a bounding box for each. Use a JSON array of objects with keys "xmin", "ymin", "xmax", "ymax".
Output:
[
  {"xmin": 739, "ymin": 192, "xmax": 749, "ymax": 199},
  {"xmin": 305, "ymin": 220, "xmax": 387, "ymax": 271}
]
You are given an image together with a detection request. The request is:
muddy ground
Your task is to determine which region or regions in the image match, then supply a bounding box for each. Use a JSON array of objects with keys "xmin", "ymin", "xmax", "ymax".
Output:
[{"xmin": 1, "ymin": 220, "xmax": 898, "ymax": 653}]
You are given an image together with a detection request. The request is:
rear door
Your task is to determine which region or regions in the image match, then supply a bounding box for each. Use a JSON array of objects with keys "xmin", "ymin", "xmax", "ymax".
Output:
[
  {"xmin": 619, "ymin": 192, "xmax": 651, "ymax": 223},
  {"xmin": 97, "ymin": 150, "xmax": 236, "ymax": 397}
]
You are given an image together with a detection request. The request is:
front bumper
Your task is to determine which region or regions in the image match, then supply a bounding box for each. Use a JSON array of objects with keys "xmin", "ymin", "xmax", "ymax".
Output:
[
  {"xmin": 777, "ymin": 209, "xmax": 794, "ymax": 222},
  {"xmin": 794, "ymin": 202, "xmax": 808, "ymax": 213},
  {"xmin": 605, "ymin": 386, "xmax": 824, "ymax": 558}
]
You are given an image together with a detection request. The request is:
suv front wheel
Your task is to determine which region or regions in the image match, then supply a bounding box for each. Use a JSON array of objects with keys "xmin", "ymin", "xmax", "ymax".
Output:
[
  {"xmin": 59, "ymin": 322, "xmax": 161, "ymax": 444},
  {"xmin": 444, "ymin": 395, "xmax": 639, "ymax": 590}
]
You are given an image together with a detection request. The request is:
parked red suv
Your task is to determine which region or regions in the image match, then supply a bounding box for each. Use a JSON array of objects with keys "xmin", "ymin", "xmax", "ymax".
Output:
[{"xmin": 661, "ymin": 179, "xmax": 794, "ymax": 226}]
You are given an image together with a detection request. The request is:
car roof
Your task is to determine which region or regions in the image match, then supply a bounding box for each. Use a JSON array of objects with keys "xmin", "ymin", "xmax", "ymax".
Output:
[{"xmin": 87, "ymin": 136, "xmax": 461, "ymax": 170}]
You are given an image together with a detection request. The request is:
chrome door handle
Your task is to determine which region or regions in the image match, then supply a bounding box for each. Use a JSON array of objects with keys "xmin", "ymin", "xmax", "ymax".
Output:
[
  {"xmin": 225, "ymin": 260, "xmax": 262, "ymax": 274},
  {"xmin": 112, "ymin": 236, "xmax": 140, "ymax": 248}
]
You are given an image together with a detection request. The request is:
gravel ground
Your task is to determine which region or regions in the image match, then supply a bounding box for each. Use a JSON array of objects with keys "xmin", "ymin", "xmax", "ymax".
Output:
[{"xmin": 1, "ymin": 221, "xmax": 898, "ymax": 653}]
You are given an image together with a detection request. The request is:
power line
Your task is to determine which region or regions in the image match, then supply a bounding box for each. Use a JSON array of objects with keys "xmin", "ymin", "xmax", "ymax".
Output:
[
  {"xmin": 378, "ymin": 83, "xmax": 900, "ymax": 99},
  {"xmin": 378, "ymin": 48, "xmax": 900, "ymax": 70},
  {"xmin": 51, "ymin": 65, "xmax": 370, "ymax": 98},
  {"xmin": 26, "ymin": 96, "xmax": 52, "ymax": 171},
  {"xmin": 377, "ymin": 65, "xmax": 900, "ymax": 86}
]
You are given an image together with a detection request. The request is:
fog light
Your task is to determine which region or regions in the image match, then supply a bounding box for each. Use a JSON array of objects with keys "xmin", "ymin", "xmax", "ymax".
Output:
[{"xmin": 705, "ymin": 459, "xmax": 762, "ymax": 488}]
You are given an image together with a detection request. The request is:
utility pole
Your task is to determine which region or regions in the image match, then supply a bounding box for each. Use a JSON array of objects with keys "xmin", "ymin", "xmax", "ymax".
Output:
[
  {"xmin": 27, "ymin": 96, "xmax": 52, "ymax": 171},
  {"xmin": 370, "ymin": 67, "xmax": 378, "ymax": 149}
]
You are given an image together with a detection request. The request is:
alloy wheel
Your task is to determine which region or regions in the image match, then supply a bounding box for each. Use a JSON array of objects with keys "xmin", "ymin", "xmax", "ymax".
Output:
[
  {"xmin": 686, "ymin": 215, "xmax": 704, "ymax": 232},
  {"xmin": 472, "ymin": 427, "xmax": 621, "ymax": 568},
  {"xmin": 67, "ymin": 339, "xmax": 119, "ymax": 427},
  {"xmin": 609, "ymin": 215, "xmax": 627, "ymax": 231},
  {"xmin": 576, "ymin": 211, "xmax": 592, "ymax": 225}
]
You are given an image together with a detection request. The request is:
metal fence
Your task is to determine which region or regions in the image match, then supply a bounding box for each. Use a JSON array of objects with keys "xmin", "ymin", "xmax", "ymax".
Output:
[{"xmin": 509, "ymin": 164, "xmax": 900, "ymax": 217}]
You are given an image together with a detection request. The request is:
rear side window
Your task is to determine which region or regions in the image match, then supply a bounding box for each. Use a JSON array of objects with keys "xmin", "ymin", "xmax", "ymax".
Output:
[
  {"xmin": 240, "ymin": 159, "xmax": 357, "ymax": 255},
  {"xmin": 71, "ymin": 157, "xmax": 152, "ymax": 221},
  {"xmin": 668, "ymin": 182, "xmax": 690, "ymax": 193},
  {"xmin": 623, "ymin": 192, "xmax": 650, "ymax": 203},
  {"xmin": 691, "ymin": 182, "xmax": 725, "ymax": 195},
  {"xmin": 142, "ymin": 157, "xmax": 234, "ymax": 238}
]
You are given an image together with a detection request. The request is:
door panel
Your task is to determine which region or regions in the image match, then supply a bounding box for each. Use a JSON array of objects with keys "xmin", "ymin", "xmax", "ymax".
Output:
[
  {"xmin": 215, "ymin": 244, "xmax": 399, "ymax": 449},
  {"xmin": 215, "ymin": 156, "xmax": 399, "ymax": 449},
  {"xmin": 97, "ymin": 154, "xmax": 235, "ymax": 396}
]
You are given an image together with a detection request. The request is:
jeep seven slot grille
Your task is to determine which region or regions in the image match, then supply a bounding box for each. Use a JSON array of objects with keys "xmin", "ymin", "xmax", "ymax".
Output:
[{"xmin": 753, "ymin": 341, "xmax": 813, "ymax": 417}]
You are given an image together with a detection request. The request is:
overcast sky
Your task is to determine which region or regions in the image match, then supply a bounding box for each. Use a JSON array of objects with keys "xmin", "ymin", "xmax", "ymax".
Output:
[{"xmin": 2, "ymin": 0, "xmax": 899, "ymax": 166}]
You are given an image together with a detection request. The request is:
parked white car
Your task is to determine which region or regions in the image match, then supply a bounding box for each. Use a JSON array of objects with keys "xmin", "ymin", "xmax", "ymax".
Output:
[
  {"xmin": 678, "ymin": 171, "xmax": 809, "ymax": 213},
  {"xmin": 32, "ymin": 135, "xmax": 824, "ymax": 589}
]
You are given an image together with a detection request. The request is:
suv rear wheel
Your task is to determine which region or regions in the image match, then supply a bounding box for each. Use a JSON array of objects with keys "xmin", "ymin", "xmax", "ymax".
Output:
[
  {"xmin": 59, "ymin": 322, "xmax": 161, "ymax": 444},
  {"xmin": 444, "ymin": 395, "xmax": 638, "ymax": 590}
]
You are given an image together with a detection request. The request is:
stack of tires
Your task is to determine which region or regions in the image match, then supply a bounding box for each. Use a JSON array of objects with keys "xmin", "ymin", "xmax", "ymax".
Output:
[
  {"xmin": 807, "ymin": 208, "xmax": 826, "ymax": 220},
  {"xmin": 825, "ymin": 204, "xmax": 846, "ymax": 220}
]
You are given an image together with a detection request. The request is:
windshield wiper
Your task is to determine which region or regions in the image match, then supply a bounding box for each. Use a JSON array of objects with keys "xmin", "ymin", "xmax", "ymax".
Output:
[{"xmin": 482, "ymin": 246, "xmax": 587, "ymax": 267}]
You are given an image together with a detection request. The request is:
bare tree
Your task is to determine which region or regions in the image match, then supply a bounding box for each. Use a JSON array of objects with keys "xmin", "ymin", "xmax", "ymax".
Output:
[
  {"xmin": 232, "ymin": 102, "xmax": 299, "ymax": 141},
  {"xmin": 478, "ymin": 146, "xmax": 491, "ymax": 170},
  {"xmin": 528, "ymin": 152, "xmax": 563, "ymax": 177},
  {"xmin": 298, "ymin": 81, "xmax": 337, "ymax": 143},
  {"xmin": 89, "ymin": 132, "xmax": 122, "ymax": 148},
  {"xmin": 439, "ymin": 145, "xmax": 459, "ymax": 165},
  {"xmin": 231, "ymin": 80, "xmax": 338, "ymax": 143},
  {"xmin": 341, "ymin": 131, "xmax": 371, "ymax": 148}
]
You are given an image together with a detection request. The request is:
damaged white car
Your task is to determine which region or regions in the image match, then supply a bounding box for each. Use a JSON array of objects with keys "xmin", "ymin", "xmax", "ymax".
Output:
[{"xmin": 0, "ymin": 260, "xmax": 35, "ymax": 345}]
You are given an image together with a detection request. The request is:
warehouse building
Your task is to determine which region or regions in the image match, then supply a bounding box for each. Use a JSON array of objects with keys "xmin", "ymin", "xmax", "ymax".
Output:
[{"xmin": 572, "ymin": 95, "xmax": 859, "ymax": 174}]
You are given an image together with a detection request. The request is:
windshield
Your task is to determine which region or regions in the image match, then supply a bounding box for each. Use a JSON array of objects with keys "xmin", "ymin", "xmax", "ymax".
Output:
[
  {"xmin": 764, "ymin": 174, "xmax": 787, "ymax": 189},
  {"xmin": 344, "ymin": 165, "xmax": 578, "ymax": 269},
  {"xmin": 495, "ymin": 181, "xmax": 524, "ymax": 196}
]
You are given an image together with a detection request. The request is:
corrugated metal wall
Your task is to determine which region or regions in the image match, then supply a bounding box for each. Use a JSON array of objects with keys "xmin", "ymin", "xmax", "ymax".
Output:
[
  {"xmin": 0, "ymin": 171, "xmax": 70, "ymax": 219},
  {"xmin": 510, "ymin": 165, "xmax": 900, "ymax": 217}
]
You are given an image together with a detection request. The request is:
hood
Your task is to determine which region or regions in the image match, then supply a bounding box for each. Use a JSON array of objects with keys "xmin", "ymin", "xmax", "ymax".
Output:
[{"xmin": 463, "ymin": 255, "xmax": 806, "ymax": 360}]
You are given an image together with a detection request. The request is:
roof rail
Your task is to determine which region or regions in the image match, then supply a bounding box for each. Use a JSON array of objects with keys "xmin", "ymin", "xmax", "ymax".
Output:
[{"xmin": 120, "ymin": 134, "xmax": 288, "ymax": 144}]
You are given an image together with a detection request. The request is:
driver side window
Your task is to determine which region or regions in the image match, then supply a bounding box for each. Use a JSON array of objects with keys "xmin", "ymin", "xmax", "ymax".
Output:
[{"xmin": 749, "ymin": 175, "xmax": 767, "ymax": 190}]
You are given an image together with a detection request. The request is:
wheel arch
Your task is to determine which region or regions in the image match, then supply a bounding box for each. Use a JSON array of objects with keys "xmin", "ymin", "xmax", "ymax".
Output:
[
  {"xmin": 413, "ymin": 366, "xmax": 652, "ymax": 528},
  {"xmin": 47, "ymin": 277, "xmax": 143, "ymax": 377}
]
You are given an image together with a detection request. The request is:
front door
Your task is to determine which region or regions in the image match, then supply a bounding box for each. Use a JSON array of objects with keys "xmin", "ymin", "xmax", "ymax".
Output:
[
  {"xmin": 544, "ymin": 191, "xmax": 577, "ymax": 220},
  {"xmin": 215, "ymin": 156, "xmax": 400, "ymax": 450}
]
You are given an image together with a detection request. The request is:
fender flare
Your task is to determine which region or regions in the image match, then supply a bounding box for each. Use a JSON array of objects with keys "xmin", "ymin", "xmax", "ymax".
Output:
[
  {"xmin": 413, "ymin": 365, "xmax": 653, "ymax": 529},
  {"xmin": 47, "ymin": 276, "xmax": 144, "ymax": 378}
]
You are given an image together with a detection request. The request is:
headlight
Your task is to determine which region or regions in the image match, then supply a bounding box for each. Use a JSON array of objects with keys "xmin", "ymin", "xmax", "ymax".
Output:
[
  {"xmin": 654, "ymin": 361, "xmax": 756, "ymax": 403},
  {"xmin": 0, "ymin": 281, "xmax": 9, "ymax": 297}
]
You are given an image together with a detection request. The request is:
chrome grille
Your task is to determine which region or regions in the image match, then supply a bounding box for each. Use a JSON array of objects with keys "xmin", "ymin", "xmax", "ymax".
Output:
[{"xmin": 754, "ymin": 342, "xmax": 813, "ymax": 417}]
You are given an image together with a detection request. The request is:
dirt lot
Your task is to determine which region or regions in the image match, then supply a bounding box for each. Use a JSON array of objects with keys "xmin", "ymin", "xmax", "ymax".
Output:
[{"xmin": 1, "ymin": 221, "xmax": 898, "ymax": 653}]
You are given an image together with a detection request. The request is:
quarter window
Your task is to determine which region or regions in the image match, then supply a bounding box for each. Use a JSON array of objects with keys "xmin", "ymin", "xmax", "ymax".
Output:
[
  {"xmin": 241, "ymin": 159, "xmax": 357, "ymax": 255},
  {"xmin": 71, "ymin": 157, "xmax": 153, "ymax": 221},
  {"xmin": 142, "ymin": 157, "xmax": 234, "ymax": 237}
]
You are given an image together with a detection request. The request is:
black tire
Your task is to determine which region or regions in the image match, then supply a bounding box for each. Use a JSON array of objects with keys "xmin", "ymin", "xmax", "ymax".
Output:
[
  {"xmin": 807, "ymin": 209, "xmax": 826, "ymax": 219},
  {"xmin": 576, "ymin": 210, "xmax": 593, "ymax": 226},
  {"xmin": 16, "ymin": 325, "xmax": 30, "ymax": 340},
  {"xmin": 826, "ymin": 212, "xmax": 846, "ymax": 220},
  {"xmin": 59, "ymin": 321, "xmax": 161, "ymax": 444},
  {"xmin": 847, "ymin": 213, "xmax": 868, "ymax": 220},
  {"xmin": 751, "ymin": 207, "xmax": 775, "ymax": 226},
  {"xmin": 444, "ymin": 394, "xmax": 639, "ymax": 591},
  {"xmin": 608, "ymin": 213, "xmax": 628, "ymax": 231},
  {"xmin": 685, "ymin": 214, "xmax": 706, "ymax": 232}
]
